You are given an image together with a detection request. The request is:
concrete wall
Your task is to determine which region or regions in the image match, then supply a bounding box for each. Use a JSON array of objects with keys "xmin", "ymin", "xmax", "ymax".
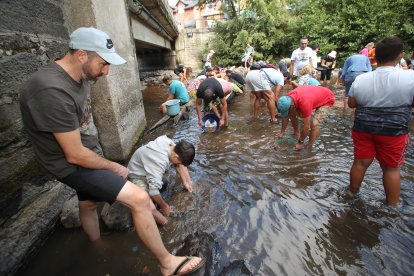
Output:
[
  {"xmin": 0, "ymin": 0, "xmax": 70, "ymax": 216},
  {"xmin": 0, "ymin": 0, "xmax": 145, "ymax": 220},
  {"xmin": 176, "ymin": 28, "xmax": 214, "ymax": 72}
]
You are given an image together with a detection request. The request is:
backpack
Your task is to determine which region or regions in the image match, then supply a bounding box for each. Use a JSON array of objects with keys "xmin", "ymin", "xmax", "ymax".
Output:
[{"xmin": 202, "ymin": 54, "xmax": 208, "ymax": 62}]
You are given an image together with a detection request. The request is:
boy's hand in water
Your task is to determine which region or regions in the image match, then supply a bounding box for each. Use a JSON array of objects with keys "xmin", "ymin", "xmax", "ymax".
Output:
[
  {"xmin": 198, "ymin": 118, "xmax": 203, "ymax": 127},
  {"xmin": 183, "ymin": 181, "xmax": 194, "ymax": 193}
]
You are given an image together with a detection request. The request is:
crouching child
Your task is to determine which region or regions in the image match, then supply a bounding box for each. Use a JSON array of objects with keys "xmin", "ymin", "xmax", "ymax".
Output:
[{"xmin": 127, "ymin": 135, "xmax": 195, "ymax": 225}]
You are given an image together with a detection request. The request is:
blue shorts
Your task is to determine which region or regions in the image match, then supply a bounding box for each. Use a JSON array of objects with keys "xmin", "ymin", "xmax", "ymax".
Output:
[{"xmin": 59, "ymin": 167, "xmax": 127, "ymax": 204}]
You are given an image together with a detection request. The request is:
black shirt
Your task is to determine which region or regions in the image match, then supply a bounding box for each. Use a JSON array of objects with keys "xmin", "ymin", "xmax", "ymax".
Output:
[
  {"xmin": 230, "ymin": 72, "xmax": 245, "ymax": 85},
  {"xmin": 196, "ymin": 78, "xmax": 225, "ymax": 99}
]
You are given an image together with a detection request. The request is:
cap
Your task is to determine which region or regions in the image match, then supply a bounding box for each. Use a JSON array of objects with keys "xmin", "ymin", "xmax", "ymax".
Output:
[
  {"xmin": 277, "ymin": 96, "xmax": 292, "ymax": 117},
  {"xmin": 250, "ymin": 62, "xmax": 261, "ymax": 70},
  {"xmin": 69, "ymin": 27, "xmax": 126, "ymax": 65},
  {"xmin": 210, "ymin": 50, "xmax": 215, "ymax": 53},
  {"xmin": 257, "ymin": 60, "xmax": 267, "ymax": 68},
  {"xmin": 328, "ymin": 50, "xmax": 337, "ymax": 59}
]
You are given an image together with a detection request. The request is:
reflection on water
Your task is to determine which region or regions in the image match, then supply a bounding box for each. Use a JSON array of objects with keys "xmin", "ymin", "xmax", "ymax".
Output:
[{"xmin": 21, "ymin": 85, "xmax": 414, "ymax": 275}]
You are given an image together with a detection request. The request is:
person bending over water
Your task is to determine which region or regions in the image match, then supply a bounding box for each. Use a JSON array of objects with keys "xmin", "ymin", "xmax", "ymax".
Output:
[{"xmin": 276, "ymin": 86, "xmax": 335, "ymax": 150}]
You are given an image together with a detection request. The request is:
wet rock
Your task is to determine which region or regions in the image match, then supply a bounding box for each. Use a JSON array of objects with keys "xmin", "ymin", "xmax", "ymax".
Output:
[
  {"xmin": 174, "ymin": 231, "xmax": 254, "ymax": 276},
  {"xmin": 175, "ymin": 231, "xmax": 221, "ymax": 276},
  {"xmin": 60, "ymin": 195, "xmax": 81, "ymax": 228},
  {"xmin": 221, "ymin": 260, "xmax": 253, "ymax": 276},
  {"xmin": 168, "ymin": 188, "xmax": 197, "ymax": 217},
  {"xmin": 140, "ymin": 69, "xmax": 178, "ymax": 89},
  {"xmin": 101, "ymin": 202, "xmax": 133, "ymax": 231}
]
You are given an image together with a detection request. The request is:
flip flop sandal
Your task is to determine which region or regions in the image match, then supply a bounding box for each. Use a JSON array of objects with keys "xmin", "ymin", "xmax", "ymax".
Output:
[{"xmin": 171, "ymin": 256, "xmax": 206, "ymax": 276}]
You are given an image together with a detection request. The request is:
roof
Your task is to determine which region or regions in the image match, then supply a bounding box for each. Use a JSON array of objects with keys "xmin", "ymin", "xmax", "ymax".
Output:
[{"xmin": 172, "ymin": 0, "xmax": 198, "ymax": 10}]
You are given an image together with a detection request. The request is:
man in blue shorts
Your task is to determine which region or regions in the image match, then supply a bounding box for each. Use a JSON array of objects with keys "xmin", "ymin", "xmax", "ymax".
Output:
[{"xmin": 20, "ymin": 27, "xmax": 204, "ymax": 276}]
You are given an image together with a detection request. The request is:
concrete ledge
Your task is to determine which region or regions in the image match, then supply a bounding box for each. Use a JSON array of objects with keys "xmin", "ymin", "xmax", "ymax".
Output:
[{"xmin": 0, "ymin": 180, "xmax": 74, "ymax": 275}]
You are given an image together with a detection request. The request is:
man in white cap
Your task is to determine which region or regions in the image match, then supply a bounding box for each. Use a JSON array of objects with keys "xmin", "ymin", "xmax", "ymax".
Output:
[
  {"xmin": 320, "ymin": 50, "xmax": 337, "ymax": 86},
  {"xmin": 20, "ymin": 27, "xmax": 204, "ymax": 276}
]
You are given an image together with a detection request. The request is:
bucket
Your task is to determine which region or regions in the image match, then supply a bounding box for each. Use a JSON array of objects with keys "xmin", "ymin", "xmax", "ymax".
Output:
[
  {"xmin": 201, "ymin": 114, "xmax": 220, "ymax": 132},
  {"xmin": 166, "ymin": 99, "xmax": 180, "ymax": 116}
]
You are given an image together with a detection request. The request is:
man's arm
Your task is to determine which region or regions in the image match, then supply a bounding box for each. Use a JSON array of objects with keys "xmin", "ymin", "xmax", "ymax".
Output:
[
  {"xmin": 274, "ymin": 85, "xmax": 283, "ymax": 100},
  {"xmin": 165, "ymin": 94, "xmax": 174, "ymax": 102},
  {"xmin": 348, "ymin": 96, "xmax": 357, "ymax": 108},
  {"xmin": 277, "ymin": 117, "xmax": 290, "ymax": 139},
  {"xmin": 196, "ymin": 98, "xmax": 203, "ymax": 127},
  {"xmin": 53, "ymin": 129, "xmax": 127, "ymax": 178},
  {"xmin": 296, "ymin": 116, "xmax": 310, "ymax": 150},
  {"xmin": 219, "ymin": 98, "xmax": 228, "ymax": 127},
  {"xmin": 175, "ymin": 164, "xmax": 193, "ymax": 192}
]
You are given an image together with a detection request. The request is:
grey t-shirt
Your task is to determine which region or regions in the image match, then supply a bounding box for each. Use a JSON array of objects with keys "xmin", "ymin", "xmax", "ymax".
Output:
[{"xmin": 20, "ymin": 61, "xmax": 94, "ymax": 178}]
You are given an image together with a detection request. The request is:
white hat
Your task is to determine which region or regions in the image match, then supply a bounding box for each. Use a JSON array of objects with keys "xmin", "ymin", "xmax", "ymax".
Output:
[
  {"xmin": 210, "ymin": 50, "xmax": 215, "ymax": 53},
  {"xmin": 328, "ymin": 50, "xmax": 337, "ymax": 59},
  {"xmin": 69, "ymin": 27, "xmax": 126, "ymax": 65}
]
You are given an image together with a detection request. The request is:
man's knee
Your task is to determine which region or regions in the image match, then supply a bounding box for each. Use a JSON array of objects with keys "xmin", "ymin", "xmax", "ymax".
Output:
[
  {"xmin": 79, "ymin": 200, "xmax": 98, "ymax": 212},
  {"xmin": 128, "ymin": 187, "xmax": 152, "ymax": 212},
  {"xmin": 311, "ymin": 118, "xmax": 320, "ymax": 128},
  {"xmin": 353, "ymin": 158, "xmax": 373, "ymax": 168}
]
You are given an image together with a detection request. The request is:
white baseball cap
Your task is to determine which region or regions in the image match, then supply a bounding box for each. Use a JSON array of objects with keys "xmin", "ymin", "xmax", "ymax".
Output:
[
  {"xmin": 328, "ymin": 50, "xmax": 337, "ymax": 59},
  {"xmin": 69, "ymin": 27, "xmax": 126, "ymax": 65}
]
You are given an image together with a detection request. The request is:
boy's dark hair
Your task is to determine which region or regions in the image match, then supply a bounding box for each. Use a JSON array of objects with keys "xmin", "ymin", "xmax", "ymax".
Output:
[
  {"xmin": 225, "ymin": 69, "xmax": 232, "ymax": 74},
  {"xmin": 174, "ymin": 140, "xmax": 195, "ymax": 166},
  {"xmin": 375, "ymin": 36, "xmax": 404, "ymax": 64}
]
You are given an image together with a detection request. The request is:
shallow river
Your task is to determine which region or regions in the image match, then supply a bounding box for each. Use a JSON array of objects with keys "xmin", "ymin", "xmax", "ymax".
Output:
[{"xmin": 22, "ymin": 84, "xmax": 414, "ymax": 275}]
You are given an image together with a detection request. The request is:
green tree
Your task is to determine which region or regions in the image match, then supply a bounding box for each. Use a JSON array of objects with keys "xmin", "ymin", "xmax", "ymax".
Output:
[
  {"xmin": 204, "ymin": 0, "xmax": 297, "ymax": 66},
  {"xmin": 292, "ymin": 0, "xmax": 414, "ymax": 64},
  {"xmin": 201, "ymin": 0, "xmax": 414, "ymax": 67}
]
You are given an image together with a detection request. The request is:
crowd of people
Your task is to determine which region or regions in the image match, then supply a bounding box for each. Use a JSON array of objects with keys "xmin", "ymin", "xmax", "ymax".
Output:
[
  {"xmin": 19, "ymin": 25, "xmax": 414, "ymax": 275},
  {"xmin": 164, "ymin": 36, "xmax": 414, "ymax": 209}
]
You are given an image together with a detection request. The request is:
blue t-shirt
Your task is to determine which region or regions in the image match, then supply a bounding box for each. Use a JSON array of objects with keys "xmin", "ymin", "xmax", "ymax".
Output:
[{"xmin": 170, "ymin": 80, "xmax": 189, "ymax": 104}]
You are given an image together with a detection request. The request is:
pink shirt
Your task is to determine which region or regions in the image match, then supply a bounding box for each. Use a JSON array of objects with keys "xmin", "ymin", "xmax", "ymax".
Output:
[
  {"xmin": 359, "ymin": 48, "xmax": 369, "ymax": 57},
  {"xmin": 287, "ymin": 86, "xmax": 335, "ymax": 118},
  {"xmin": 217, "ymin": 78, "xmax": 233, "ymax": 95}
]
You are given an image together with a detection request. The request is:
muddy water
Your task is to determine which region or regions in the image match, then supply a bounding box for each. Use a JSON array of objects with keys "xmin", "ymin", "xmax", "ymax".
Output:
[{"xmin": 22, "ymin": 84, "xmax": 414, "ymax": 275}]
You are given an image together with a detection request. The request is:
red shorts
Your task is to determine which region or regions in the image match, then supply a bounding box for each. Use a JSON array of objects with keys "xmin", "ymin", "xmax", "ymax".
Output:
[{"xmin": 352, "ymin": 130, "xmax": 409, "ymax": 167}]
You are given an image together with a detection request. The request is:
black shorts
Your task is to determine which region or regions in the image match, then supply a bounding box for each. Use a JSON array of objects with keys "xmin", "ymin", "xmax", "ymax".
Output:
[{"xmin": 59, "ymin": 167, "xmax": 127, "ymax": 204}]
